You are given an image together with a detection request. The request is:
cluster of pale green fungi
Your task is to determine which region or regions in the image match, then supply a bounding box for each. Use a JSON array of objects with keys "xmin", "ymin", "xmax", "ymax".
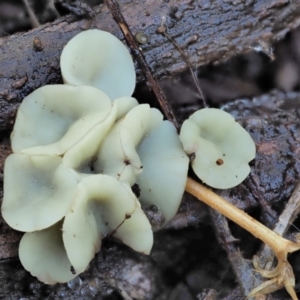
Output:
[{"xmin": 2, "ymin": 30, "xmax": 255, "ymax": 284}]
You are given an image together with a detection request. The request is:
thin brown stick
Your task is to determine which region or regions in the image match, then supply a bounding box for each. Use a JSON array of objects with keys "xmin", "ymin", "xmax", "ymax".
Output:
[
  {"xmin": 185, "ymin": 177, "xmax": 300, "ymax": 299},
  {"xmin": 22, "ymin": 0, "xmax": 40, "ymax": 28},
  {"xmin": 104, "ymin": 1, "xmax": 300, "ymax": 297},
  {"xmin": 157, "ymin": 26, "xmax": 207, "ymax": 108},
  {"xmin": 104, "ymin": 0, "xmax": 179, "ymax": 130},
  {"xmin": 257, "ymin": 180, "xmax": 300, "ymax": 270},
  {"xmin": 186, "ymin": 177, "xmax": 299, "ymax": 254}
]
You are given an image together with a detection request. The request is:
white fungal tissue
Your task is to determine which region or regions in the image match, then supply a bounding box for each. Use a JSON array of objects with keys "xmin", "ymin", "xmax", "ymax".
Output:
[
  {"xmin": 179, "ymin": 108, "xmax": 256, "ymax": 189},
  {"xmin": 2, "ymin": 30, "xmax": 189, "ymax": 284}
]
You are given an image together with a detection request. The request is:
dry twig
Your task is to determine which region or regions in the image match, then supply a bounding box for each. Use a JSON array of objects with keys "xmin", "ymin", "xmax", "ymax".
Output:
[
  {"xmin": 104, "ymin": 0, "xmax": 179, "ymax": 129},
  {"xmin": 186, "ymin": 178, "xmax": 300, "ymax": 299},
  {"xmin": 1, "ymin": 0, "xmax": 300, "ymax": 131}
]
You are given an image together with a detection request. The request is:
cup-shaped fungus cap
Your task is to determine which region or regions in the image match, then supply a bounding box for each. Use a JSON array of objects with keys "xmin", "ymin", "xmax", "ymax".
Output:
[
  {"xmin": 94, "ymin": 104, "xmax": 162, "ymax": 185},
  {"xmin": 62, "ymin": 96, "xmax": 139, "ymax": 175},
  {"xmin": 136, "ymin": 119, "xmax": 189, "ymax": 227},
  {"xmin": 2, "ymin": 154, "xmax": 78, "ymax": 232},
  {"xmin": 95, "ymin": 104, "xmax": 189, "ymax": 227},
  {"xmin": 19, "ymin": 175, "xmax": 152, "ymax": 284},
  {"xmin": 60, "ymin": 29, "xmax": 136, "ymax": 100},
  {"xmin": 180, "ymin": 108, "xmax": 256, "ymax": 189},
  {"xmin": 19, "ymin": 221, "xmax": 76, "ymax": 285},
  {"xmin": 63, "ymin": 175, "xmax": 152, "ymax": 265},
  {"xmin": 11, "ymin": 85, "xmax": 113, "ymax": 156}
]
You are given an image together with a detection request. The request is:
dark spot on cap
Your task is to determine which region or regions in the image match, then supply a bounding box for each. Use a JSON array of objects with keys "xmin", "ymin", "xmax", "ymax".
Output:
[
  {"xmin": 70, "ymin": 266, "xmax": 76, "ymax": 275},
  {"xmin": 216, "ymin": 158, "xmax": 224, "ymax": 166},
  {"xmin": 125, "ymin": 213, "xmax": 131, "ymax": 219},
  {"xmin": 131, "ymin": 183, "xmax": 141, "ymax": 198}
]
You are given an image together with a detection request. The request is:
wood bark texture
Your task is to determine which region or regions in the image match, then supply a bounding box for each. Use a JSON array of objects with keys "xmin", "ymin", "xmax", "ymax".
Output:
[{"xmin": 0, "ymin": 0, "xmax": 300, "ymax": 131}]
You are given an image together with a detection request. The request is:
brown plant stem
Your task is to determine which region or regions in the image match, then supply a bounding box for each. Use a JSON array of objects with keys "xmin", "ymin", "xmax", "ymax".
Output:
[
  {"xmin": 104, "ymin": 0, "xmax": 300, "ymax": 297},
  {"xmin": 158, "ymin": 27, "xmax": 207, "ymax": 108},
  {"xmin": 104, "ymin": 0, "xmax": 179, "ymax": 130},
  {"xmin": 185, "ymin": 177, "xmax": 300, "ymax": 256},
  {"xmin": 22, "ymin": 0, "xmax": 40, "ymax": 28},
  {"xmin": 185, "ymin": 177, "xmax": 300, "ymax": 299}
]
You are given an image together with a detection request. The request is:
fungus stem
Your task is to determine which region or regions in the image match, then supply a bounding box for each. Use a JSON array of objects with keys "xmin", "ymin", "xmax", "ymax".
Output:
[{"xmin": 186, "ymin": 177, "xmax": 300, "ymax": 299}]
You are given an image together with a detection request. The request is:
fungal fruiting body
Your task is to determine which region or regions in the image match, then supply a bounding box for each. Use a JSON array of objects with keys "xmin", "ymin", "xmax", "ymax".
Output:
[
  {"xmin": 95, "ymin": 104, "xmax": 189, "ymax": 227},
  {"xmin": 180, "ymin": 108, "xmax": 256, "ymax": 189},
  {"xmin": 2, "ymin": 29, "xmax": 189, "ymax": 284},
  {"xmin": 2, "ymin": 28, "xmax": 256, "ymax": 287},
  {"xmin": 60, "ymin": 29, "xmax": 136, "ymax": 100},
  {"xmin": 19, "ymin": 175, "xmax": 152, "ymax": 284},
  {"xmin": 10, "ymin": 85, "xmax": 114, "ymax": 155}
]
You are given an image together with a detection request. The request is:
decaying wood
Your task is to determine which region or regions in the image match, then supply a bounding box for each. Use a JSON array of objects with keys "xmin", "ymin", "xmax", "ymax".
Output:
[
  {"xmin": 1, "ymin": 1, "xmax": 300, "ymax": 298},
  {"xmin": 208, "ymin": 90, "xmax": 300, "ymax": 299},
  {"xmin": 209, "ymin": 208, "xmax": 264, "ymax": 299},
  {"xmin": 1, "ymin": 0, "xmax": 300, "ymax": 131},
  {"xmin": 104, "ymin": 0, "xmax": 179, "ymax": 129}
]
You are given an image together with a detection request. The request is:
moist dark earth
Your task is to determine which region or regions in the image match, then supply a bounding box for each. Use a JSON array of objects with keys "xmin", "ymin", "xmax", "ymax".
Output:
[{"xmin": 1, "ymin": 1, "xmax": 300, "ymax": 299}]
